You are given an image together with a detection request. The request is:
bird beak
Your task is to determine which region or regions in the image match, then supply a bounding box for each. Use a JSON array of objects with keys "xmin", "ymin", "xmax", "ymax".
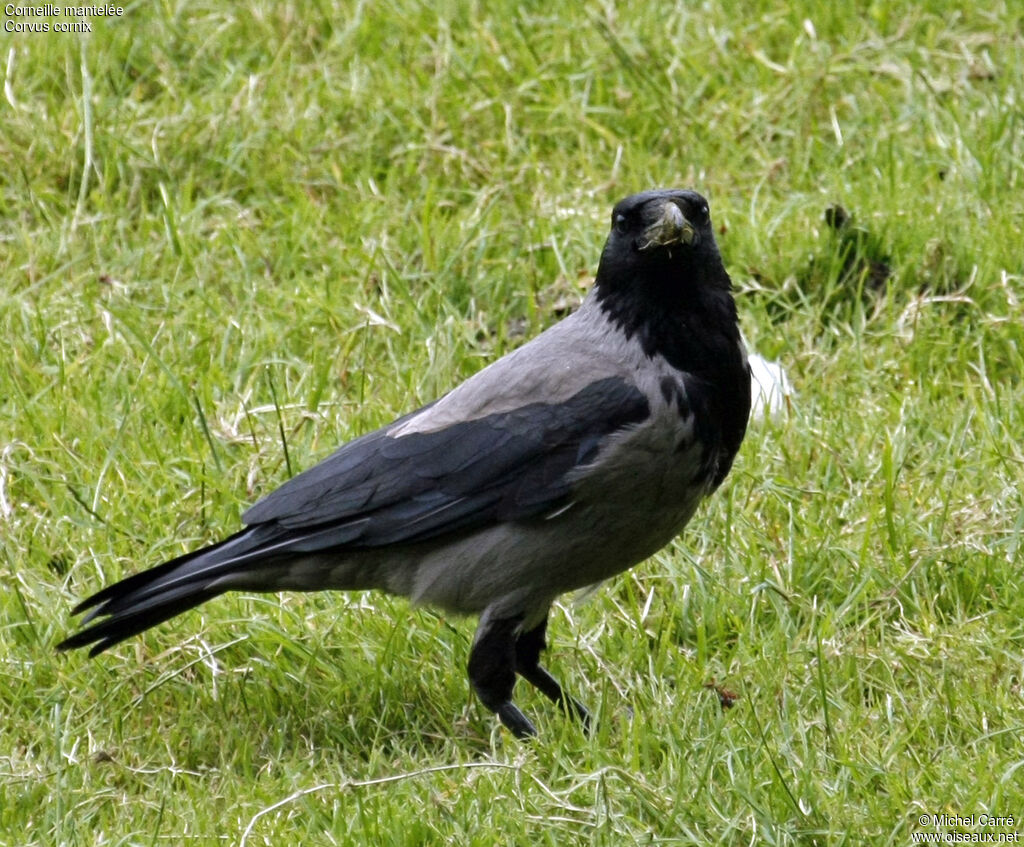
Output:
[{"xmin": 637, "ymin": 202, "xmax": 697, "ymax": 251}]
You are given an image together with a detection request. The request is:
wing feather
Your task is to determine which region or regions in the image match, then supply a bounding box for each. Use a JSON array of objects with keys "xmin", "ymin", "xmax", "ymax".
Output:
[{"xmin": 241, "ymin": 377, "xmax": 649, "ymax": 549}]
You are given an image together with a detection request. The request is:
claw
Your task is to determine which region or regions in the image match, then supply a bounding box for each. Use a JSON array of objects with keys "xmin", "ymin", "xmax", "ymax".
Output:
[{"xmin": 497, "ymin": 702, "xmax": 537, "ymax": 739}]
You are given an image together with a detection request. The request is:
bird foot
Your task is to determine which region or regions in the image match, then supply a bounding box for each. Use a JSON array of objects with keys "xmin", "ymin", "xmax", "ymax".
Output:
[{"xmin": 496, "ymin": 702, "xmax": 537, "ymax": 738}]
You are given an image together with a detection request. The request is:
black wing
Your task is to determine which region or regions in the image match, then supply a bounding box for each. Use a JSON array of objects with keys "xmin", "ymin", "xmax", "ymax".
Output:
[{"xmin": 242, "ymin": 376, "xmax": 650, "ymax": 550}]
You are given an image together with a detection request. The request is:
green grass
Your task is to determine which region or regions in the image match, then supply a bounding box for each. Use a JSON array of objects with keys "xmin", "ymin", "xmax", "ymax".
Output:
[{"xmin": 2, "ymin": 1, "xmax": 1023, "ymax": 844}]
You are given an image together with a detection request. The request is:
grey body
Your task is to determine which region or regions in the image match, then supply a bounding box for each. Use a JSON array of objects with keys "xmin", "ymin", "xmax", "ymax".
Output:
[
  {"xmin": 59, "ymin": 189, "xmax": 751, "ymax": 738},
  {"xmin": 244, "ymin": 297, "xmax": 712, "ymax": 627}
]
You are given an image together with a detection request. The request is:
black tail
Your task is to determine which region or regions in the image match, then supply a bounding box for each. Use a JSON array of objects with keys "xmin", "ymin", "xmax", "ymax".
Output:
[{"xmin": 57, "ymin": 524, "xmax": 287, "ymax": 656}]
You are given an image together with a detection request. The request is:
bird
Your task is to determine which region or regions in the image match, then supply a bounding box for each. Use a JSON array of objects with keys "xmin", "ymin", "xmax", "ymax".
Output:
[{"xmin": 58, "ymin": 189, "xmax": 752, "ymax": 738}]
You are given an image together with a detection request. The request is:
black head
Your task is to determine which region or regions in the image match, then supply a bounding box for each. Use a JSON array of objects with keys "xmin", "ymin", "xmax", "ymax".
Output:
[
  {"xmin": 596, "ymin": 189, "xmax": 727, "ymax": 293},
  {"xmin": 593, "ymin": 188, "xmax": 749, "ymax": 490}
]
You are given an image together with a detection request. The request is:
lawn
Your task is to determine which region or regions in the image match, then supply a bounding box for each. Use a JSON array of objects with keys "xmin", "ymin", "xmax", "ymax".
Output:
[{"xmin": 2, "ymin": 1, "xmax": 1022, "ymax": 844}]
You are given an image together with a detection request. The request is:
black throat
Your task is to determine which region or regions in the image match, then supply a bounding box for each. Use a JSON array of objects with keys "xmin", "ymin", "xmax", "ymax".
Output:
[{"xmin": 593, "ymin": 253, "xmax": 752, "ymax": 487}]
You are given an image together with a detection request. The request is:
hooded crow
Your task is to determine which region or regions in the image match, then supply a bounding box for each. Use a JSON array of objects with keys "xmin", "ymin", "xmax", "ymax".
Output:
[{"xmin": 58, "ymin": 189, "xmax": 752, "ymax": 738}]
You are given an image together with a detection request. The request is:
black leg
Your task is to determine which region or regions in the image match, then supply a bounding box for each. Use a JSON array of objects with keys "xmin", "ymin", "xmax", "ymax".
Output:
[
  {"xmin": 515, "ymin": 616, "xmax": 591, "ymax": 731},
  {"xmin": 468, "ymin": 614, "xmax": 537, "ymax": 738}
]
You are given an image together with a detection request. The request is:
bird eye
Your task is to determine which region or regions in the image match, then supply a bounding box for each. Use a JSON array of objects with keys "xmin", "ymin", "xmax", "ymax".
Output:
[
  {"xmin": 614, "ymin": 214, "xmax": 629, "ymax": 234},
  {"xmin": 695, "ymin": 203, "xmax": 710, "ymax": 224}
]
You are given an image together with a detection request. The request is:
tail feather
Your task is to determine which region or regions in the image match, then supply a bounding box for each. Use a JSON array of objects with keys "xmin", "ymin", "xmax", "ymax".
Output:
[
  {"xmin": 57, "ymin": 525, "xmax": 286, "ymax": 655},
  {"xmin": 58, "ymin": 584, "xmax": 226, "ymax": 656}
]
